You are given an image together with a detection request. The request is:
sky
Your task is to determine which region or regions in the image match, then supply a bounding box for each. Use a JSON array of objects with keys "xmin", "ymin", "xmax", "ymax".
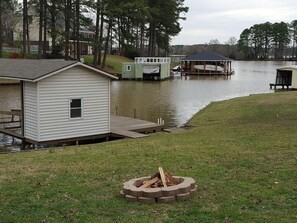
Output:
[{"xmin": 171, "ymin": 0, "xmax": 297, "ymax": 45}]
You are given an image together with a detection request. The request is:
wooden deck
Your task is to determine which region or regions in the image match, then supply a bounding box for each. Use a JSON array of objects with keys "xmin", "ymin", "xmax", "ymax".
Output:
[
  {"xmin": 0, "ymin": 114, "xmax": 163, "ymax": 147},
  {"xmin": 0, "ymin": 110, "xmax": 21, "ymax": 124},
  {"xmin": 111, "ymin": 115, "xmax": 163, "ymax": 138},
  {"xmin": 0, "ymin": 128, "xmax": 24, "ymax": 139}
]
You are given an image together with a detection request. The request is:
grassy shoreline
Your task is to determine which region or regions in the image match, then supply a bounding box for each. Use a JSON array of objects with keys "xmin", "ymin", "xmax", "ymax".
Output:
[{"xmin": 0, "ymin": 92, "xmax": 296, "ymax": 222}]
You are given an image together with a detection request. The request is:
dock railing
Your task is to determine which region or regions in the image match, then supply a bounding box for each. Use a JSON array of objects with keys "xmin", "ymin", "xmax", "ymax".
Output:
[{"xmin": 135, "ymin": 57, "xmax": 171, "ymax": 64}]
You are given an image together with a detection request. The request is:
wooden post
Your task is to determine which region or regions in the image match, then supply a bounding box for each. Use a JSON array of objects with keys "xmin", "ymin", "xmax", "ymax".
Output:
[
  {"xmin": 133, "ymin": 108, "xmax": 136, "ymax": 118},
  {"xmin": 21, "ymin": 81, "xmax": 25, "ymax": 150}
]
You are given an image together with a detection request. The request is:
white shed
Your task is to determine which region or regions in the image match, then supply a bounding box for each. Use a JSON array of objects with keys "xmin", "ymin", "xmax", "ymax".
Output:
[
  {"xmin": 274, "ymin": 66, "xmax": 297, "ymax": 89},
  {"xmin": 0, "ymin": 59, "xmax": 117, "ymax": 144}
]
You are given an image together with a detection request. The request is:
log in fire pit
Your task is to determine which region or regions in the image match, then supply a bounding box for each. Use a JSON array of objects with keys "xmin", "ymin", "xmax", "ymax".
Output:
[{"xmin": 121, "ymin": 167, "xmax": 197, "ymax": 204}]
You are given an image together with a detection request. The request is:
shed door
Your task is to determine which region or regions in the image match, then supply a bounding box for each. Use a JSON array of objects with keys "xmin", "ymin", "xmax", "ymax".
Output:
[{"xmin": 276, "ymin": 70, "xmax": 292, "ymax": 85}]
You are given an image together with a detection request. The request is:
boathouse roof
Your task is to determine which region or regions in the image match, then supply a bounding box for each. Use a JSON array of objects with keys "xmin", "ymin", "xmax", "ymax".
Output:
[
  {"xmin": 0, "ymin": 59, "xmax": 117, "ymax": 82},
  {"xmin": 181, "ymin": 52, "xmax": 232, "ymax": 61}
]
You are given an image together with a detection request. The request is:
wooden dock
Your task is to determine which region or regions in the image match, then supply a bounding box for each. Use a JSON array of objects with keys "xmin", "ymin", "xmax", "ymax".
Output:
[
  {"xmin": 269, "ymin": 83, "xmax": 290, "ymax": 90},
  {"xmin": 0, "ymin": 128, "xmax": 24, "ymax": 139},
  {"xmin": 0, "ymin": 110, "xmax": 21, "ymax": 124},
  {"xmin": 0, "ymin": 114, "xmax": 163, "ymax": 149},
  {"xmin": 111, "ymin": 115, "xmax": 163, "ymax": 139}
]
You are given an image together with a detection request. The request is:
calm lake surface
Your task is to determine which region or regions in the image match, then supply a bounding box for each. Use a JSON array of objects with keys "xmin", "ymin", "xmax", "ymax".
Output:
[
  {"xmin": 0, "ymin": 60, "xmax": 296, "ymax": 151},
  {"xmin": 111, "ymin": 60, "xmax": 296, "ymax": 126}
]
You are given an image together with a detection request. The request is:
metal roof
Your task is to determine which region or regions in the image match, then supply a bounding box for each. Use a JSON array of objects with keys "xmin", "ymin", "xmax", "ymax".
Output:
[
  {"xmin": 181, "ymin": 52, "xmax": 232, "ymax": 61},
  {"xmin": 0, "ymin": 59, "xmax": 117, "ymax": 82}
]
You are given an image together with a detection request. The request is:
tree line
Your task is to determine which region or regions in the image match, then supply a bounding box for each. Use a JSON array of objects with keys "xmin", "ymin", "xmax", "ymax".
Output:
[
  {"xmin": 171, "ymin": 20, "xmax": 297, "ymax": 61},
  {"xmin": 0, "ymin": 0, "xmax": 188, "ymax": 67},
  {"xmin": 238, "ymin": 20, "xmax": 297, "ymax": 60}
]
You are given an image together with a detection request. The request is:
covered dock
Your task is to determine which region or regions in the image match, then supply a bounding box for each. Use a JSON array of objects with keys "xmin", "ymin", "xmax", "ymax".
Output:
[{"xmin": 180, "ymin": 52, "xmax": 233, "ymax": 76}]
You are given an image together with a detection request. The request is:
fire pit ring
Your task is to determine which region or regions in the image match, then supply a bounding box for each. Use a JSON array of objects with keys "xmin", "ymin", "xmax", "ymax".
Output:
[{"xmin": 121, "ymin": 168, "xmax": 197, "ymax": 204}]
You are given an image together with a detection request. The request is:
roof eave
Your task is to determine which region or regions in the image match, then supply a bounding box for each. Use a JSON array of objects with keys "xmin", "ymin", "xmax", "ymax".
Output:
[
  {"xmin": 0, "ymin": 76, "xmax": 34, "ymax": 82},
  {"xmin": 33, "ymin": 62, "xmax": 118, "ymax": 82}
]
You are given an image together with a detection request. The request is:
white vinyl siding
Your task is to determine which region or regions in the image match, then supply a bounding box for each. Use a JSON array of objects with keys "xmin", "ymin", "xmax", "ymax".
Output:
[
  {"xmin": 24, "ymin": 81, "xmax": 38, "ymax": 141},
  {"xmin": 37, "ymin": 66, "xmax": 110, "ymax": 141}
]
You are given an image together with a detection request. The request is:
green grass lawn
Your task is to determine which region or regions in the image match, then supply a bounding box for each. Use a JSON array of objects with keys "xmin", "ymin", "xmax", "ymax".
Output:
[
  {"xmin": 1, "ymin": 92, "xmax": 296, "ymax": 222},
  {"xmin": 82, "ymin": 54, "xmax": 133, "ymax": 74}
]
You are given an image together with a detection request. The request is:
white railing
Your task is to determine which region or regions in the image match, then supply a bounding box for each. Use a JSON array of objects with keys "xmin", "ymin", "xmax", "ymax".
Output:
[{"xmin": 135, "ymin": 57, "xmax": 171, "ymax": 64}]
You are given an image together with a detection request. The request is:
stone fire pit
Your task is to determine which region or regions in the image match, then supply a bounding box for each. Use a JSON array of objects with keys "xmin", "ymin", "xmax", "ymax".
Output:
[{"xmin": 121, "ymin": 168, "xmax": 197, "ymax": 204}]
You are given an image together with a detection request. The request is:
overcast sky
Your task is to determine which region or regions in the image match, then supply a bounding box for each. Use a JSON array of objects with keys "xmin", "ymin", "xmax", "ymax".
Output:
[{"xmin": 171, "ymin": 0, "xmax": 297, "ymax": 45}]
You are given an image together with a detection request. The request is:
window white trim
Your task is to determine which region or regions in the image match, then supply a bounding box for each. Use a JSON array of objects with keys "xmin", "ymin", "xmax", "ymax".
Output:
[
  {"xmin": 126, "ymin": 65, "xmax": 131, "ymax": 71},
  {"xmin": 69, "ymin": 98, "xmax": 83, "ymax": 120}
]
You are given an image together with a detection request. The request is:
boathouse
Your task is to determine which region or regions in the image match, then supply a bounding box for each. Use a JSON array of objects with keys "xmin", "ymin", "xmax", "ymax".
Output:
[
  {"xmin": 180, "ymin": 52, "xmax": 233, "ymax": 75},
  {"xmin": 122, "ymin": 57, "xmax": 171, "ymax": 80},
  {"xmin": 270, "ymin": 66, "xmax": 297, "ymax": 89},
  {"xmin": 0, "ymin": 59, "xmax": 118, "ymax": 145}
]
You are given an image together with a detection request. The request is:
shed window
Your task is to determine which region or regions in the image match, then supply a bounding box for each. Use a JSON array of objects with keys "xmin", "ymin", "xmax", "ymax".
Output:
[
  {"xmin": 70, "ymin": 99, "xmax": 82, "ymax": 119},
  {"xmin": 126, "ymin": 65, "xmax": 131, "ymax": 71}
]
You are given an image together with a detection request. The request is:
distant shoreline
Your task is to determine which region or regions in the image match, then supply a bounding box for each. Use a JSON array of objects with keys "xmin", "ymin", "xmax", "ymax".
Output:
[{"xmin": 235, "ymin": 58, "xmax": 297, "ymax": 62}]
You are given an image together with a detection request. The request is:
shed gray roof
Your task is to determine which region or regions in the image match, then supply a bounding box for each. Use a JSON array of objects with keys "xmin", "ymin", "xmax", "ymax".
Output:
[
  {"xmin": 181, "ymin": 52, "xmax": 232, "ymax": 61},
  {"xmin": 0, "ymin": 59, "xmax": 117, "ymax": 81}
]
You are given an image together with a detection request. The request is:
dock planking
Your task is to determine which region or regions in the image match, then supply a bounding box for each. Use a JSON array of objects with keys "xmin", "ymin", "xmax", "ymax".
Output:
[
  {"xmin": 0, "ymin": 114, "xmax": 163, "ymax": 147},
  {"xmin": 111, "ymin": 115, "xmax": 163, "ymax": 139},
  {"xmin": 0, "ymin": 128, "xmax": 24, "ymax": 139},
  {"xmin": 0, "ymin": 110, "xmax": 21, "ymax": 124}
]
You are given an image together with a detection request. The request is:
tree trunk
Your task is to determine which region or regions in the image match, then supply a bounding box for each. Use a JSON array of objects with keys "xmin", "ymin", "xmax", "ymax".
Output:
[
  {"xmin": 26, "ymin": 12, "xmax": 30, "ymax": 55},
  {"xmin": 50, "ymin": 2, "xmax": 57, "ymax": 54},
  {"xmin": 140, "ymin": 22, "xmax": 144, "ymax": 57},
  {"xmin": 102, "ymin": 20, "xmax": 112, "ymax": 68},
  {"xmin": 148, "ymin": 23, "xmax": 156, "ymax": 57},
  {"xmin": 76, "ymin": 0, "xmax": 80, "ymax": 61},
  {"xmin": 93, "ymin": 0, "xmax": 100, "ymax": 66},
  {"xmin": 42, "ymin": 0, "xmax": 47, "ymax": 57},
  {"xmin": 64, "ymin": 0, "xmax": 71, "ymax": 60},
  {"xmin": 38, "ymin": 0, "xmax": 43, "ymax": 59},
  {"xmin": 22, "ymin": 0, "xmax": 28, "ymax": 58},
  {"xmin": 0, "ymin": 1, "xmax": 3, "ymax": 58},
  {"xmin": 117, "ymin": 17, "xmax": 121, "ymax": 55},
  {"xmin": 97, "ymin": 13, "xmax": 104, "ymax": 65}
]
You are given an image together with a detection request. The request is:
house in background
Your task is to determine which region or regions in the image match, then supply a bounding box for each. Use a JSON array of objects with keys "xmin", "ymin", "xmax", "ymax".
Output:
[
  {"xmin": 122, "ymin": 57, "xmax": 171, "ymax": 80},
  {"xmin": 13, "ymin": 7, "xmax": 94, "ymax": 55},
  {"xmin": 13, "ymin": 6, "xmax": 51, "ymax": 53},
  {"xmin": 0, "ymin": 59, "xmax": 117, "ymax": 145}
]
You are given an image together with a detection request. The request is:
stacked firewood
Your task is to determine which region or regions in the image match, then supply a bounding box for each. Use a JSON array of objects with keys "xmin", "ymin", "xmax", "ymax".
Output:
[{"xmin": 138, "ymin": 167, "xmax": 179, "ymax": 188}]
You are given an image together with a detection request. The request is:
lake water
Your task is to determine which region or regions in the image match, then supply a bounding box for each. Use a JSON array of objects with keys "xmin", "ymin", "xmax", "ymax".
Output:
[
  {"xmin": 0, "ymin": 60, "xmax": 296, "ymax": 151},
  {"xmin": 111, "ymin": 60, "xmax": 296, "ymax": 126}
]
